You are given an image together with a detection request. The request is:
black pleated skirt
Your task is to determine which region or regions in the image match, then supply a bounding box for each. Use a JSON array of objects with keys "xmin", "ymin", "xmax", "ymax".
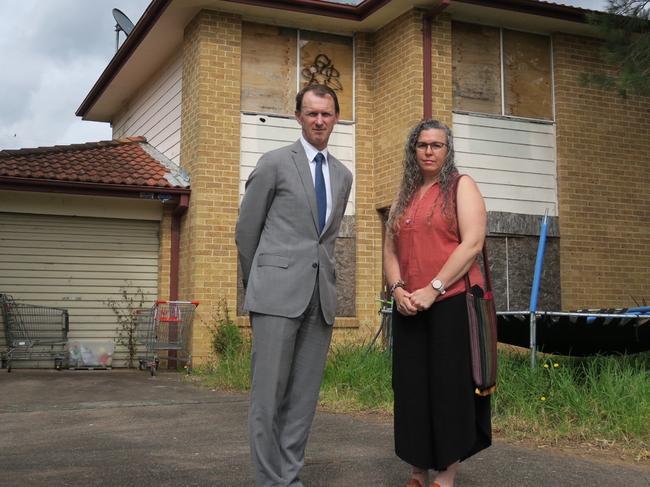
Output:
[{"xmin": 392, "ymin": 291, "xmax": 492, "ymax": 471}]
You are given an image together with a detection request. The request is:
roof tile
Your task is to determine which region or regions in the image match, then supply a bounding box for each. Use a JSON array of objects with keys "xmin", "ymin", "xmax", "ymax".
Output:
[{"xmin": 0, "ymin": 137, "xmax": 189, "ymax": 189}]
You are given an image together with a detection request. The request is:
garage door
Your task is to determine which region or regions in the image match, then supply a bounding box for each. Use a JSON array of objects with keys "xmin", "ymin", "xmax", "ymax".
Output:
[{"xmin": 0, "ymin": 212, "xmax": 159, "ymax": 368}]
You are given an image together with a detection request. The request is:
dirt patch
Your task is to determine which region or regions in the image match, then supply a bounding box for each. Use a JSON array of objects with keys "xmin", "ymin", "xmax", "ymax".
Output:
[{"xmin": 493, "ymin": 432, "xmax": 650, "ymax": 469}]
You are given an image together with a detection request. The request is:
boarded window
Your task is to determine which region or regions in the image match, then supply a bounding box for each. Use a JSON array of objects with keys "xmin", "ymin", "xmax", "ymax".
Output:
[
  {"xmin": 503, "ymin": 29, "xmax": 553, "ymax": 120},
  {"xmin": 299, "ymin": 30, "xmax": 353, "ymax": 120},
  {"xmin": 241, "ymin": 23, "xmax": 297, "ymax": 115},
  {"xmin": 452, "ymin": 22, "xmax": 553, "ymax": 121},
  {"xmin": 241, "ymin": 24, "xmax": 354, "ymax": 120},
  {"xmin": 452, "ymin": 22, "xmax": 501, "ymax": 115}
]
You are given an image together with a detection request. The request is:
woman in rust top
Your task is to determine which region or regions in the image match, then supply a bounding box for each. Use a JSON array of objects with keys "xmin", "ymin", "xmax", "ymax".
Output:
[{"xmin": 384, "ymin": 119, "xmax": 491, "ymax": 487}]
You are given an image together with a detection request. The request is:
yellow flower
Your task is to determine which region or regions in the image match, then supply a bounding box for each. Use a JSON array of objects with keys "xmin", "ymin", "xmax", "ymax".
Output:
[
  {"xmin": 540, "ymin": 396, "xmax": 547, "ymax": 401},
  {"xmin": 553, "ymin": 363, "xmax": 560, "ymax": 368},
  {"xmin": 543, "ymin": 363, "xmax": 549, "ymax": 369}
]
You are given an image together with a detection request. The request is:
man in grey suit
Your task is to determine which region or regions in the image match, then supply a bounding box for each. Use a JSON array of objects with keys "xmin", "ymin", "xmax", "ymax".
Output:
[{"xmin": 236, "ymin": 84, "xmax": 353, "ymax": 487}]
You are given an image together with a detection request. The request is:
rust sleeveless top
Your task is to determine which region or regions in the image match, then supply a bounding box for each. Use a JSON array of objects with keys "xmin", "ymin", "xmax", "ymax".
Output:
[{"xmin": 394, "ymin": 180, "xmax": 484, "ymax": 301}]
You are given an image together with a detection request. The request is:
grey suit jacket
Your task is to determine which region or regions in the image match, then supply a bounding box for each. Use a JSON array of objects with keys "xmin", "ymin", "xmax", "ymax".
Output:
[{"xmin": 235, "ymin": 140, "xmax": 353, "ymax": 325}]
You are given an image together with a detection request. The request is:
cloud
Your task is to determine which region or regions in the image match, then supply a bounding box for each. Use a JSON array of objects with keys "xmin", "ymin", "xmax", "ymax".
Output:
[{"xmin": 0, "ymin": 0, "xmax": 150, "ymax": 150}]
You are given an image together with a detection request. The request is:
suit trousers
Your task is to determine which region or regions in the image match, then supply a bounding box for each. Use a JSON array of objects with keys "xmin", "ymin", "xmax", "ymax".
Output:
[{"xmin": 249, "ymin": 280, "xmax": 333, "ymax": 487}]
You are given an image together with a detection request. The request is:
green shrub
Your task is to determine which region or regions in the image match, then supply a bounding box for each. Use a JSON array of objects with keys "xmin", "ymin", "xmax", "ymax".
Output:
[{"xmin": 209, "ymin": 299, "xmax": 244, "ymax": 357}]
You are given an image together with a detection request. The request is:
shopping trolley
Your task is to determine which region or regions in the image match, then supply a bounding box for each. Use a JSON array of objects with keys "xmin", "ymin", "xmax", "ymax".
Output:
[
  {"xmin": 135, "ymin": 300, "xmax": 198, "ymax": 376},
  {"xmin": 0, "ymin": 293, "xmax": 69, "ymax": 372}
]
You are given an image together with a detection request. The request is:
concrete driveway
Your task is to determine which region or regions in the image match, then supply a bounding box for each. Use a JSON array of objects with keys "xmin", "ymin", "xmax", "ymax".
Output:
[{"xmin": 0, "ymin": 369, "xmax": 648, "ymax": 486}]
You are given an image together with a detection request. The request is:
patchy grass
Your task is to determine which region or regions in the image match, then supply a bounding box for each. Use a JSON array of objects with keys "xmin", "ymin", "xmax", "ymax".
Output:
[
  {"xmin": 320, "ymin": 343, "xmax": 393, "ymax": 413},
  {"xmin": 191, "ymin": 344, "xmax": 251, "ymax": 392},
  {"xmin": 493, "ymin": 350, "xmax": 650, "ymax": 460},
  {"xmin": 192, "ymin": 341, "xmax": 650, "ymax": 462}
]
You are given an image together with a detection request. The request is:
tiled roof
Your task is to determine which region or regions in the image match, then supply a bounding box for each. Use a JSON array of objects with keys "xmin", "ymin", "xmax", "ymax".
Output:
[
  {"xmin": 534, "ymin": 0, "xmax": 603, "ymax": 13},
  {"xmin": 0, "ymin": 136, "xmax": 189, "ymax": 190}
]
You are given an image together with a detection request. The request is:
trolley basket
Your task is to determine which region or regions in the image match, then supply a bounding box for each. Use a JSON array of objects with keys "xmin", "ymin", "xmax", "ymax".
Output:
[
  {"xmin": 135, "ymin": 300, "xmax": 198, "ymax": 376},
  {"xmin": 0, "ymin": 293, "xmax": 69, "ymax": 372}
]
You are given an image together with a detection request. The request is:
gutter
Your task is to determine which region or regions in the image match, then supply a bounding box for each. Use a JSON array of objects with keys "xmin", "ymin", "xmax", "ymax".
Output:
[
  {"xmin": 225, "ymin": 0, "xmax": 391, "ymax": 22},
  {"xmin": 451, "ymin": 0, "xmax": 588, "ymax": 23},
  {"xmin": 221, "ymin": 0, "xmax": 392, "ymax": 20},
  {"xmin": 170, "ymin": 193, "xmax": 189, "ymax": 300},
  {"xmin": 423, "ymin": 0, "xmax": 451, "ymax": 119},
  {"xmin": 0, "ymin": 177, "xmax": 190, "ymax": 198}
]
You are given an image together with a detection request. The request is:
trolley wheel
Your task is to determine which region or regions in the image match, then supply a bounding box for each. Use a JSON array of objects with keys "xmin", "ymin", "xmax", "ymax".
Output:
[{"xmin": 55, "ymin": 359, "xmax": 63, "ymax": 370}]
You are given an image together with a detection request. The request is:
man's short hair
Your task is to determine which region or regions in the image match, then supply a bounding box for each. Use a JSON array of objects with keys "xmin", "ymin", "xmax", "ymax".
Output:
[{"xmin": 295, "ymin": 84, "xmax": 340, "ymax": 114}]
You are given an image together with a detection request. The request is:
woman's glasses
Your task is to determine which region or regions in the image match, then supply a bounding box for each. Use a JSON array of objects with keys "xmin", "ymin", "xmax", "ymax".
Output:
[{"xmin": 415, "ymin": 141, "xmax": 447, "ymax": 152}]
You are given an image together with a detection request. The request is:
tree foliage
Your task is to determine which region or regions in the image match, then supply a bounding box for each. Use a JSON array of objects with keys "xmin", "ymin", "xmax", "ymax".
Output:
[{"xmin": 584, "ymin": 0, "xmax": 650, "ymax": 96}]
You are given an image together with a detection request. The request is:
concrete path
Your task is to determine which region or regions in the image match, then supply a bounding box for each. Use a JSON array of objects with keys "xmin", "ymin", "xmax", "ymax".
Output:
[{"xmin": 0, "ymin": 369, "xmax": 648, "ymax": 486}]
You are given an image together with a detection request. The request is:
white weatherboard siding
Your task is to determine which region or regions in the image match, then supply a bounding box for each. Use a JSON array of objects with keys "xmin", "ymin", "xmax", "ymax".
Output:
[
  {"xmin": 453, "ymin": 113, "xmax": 557, "ymax": 216},
  {"xmin": 0, "ymin": 213, "xmax": 159, "ymax": 368},
  {"xmin": 112, "ymin": 52, "xmax": 182, "ymax": 164},
  {"xmin": 240, "ymin": 114, "xmax": 356, "ymax": 215}
]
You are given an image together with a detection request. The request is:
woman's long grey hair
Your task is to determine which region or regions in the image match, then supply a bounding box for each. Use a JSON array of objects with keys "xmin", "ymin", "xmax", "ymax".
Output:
[{"xmin": 386, "ymin": 119, "xmax": 459, "ymax": 237}]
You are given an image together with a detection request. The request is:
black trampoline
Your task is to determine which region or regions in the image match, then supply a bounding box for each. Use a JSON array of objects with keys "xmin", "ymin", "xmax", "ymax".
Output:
[{"xmin": 497, "ymin": 308, "xmax": 650, "ymax": 356}]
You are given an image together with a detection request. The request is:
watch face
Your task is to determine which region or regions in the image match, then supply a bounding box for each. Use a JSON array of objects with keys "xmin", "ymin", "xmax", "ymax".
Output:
[{"xmin": 432, "ymin": 279, "xmax": 443, "ymax": 290}]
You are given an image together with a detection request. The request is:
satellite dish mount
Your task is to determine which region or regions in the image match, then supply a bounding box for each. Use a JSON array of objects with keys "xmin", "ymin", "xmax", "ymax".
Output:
[{"xmin": 113, "ymin": 8, "xmax": 134, "ymax": 52}]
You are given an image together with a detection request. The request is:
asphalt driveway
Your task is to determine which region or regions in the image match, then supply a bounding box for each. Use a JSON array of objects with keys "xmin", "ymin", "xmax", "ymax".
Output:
[{"xmin": 0, "ymin": 369, "xmax": 648, "ymax": 486}]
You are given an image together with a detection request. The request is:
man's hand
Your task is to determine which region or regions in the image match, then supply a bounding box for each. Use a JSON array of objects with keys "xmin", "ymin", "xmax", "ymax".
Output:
[
  {"xmin": 409, "ymin": 285, "xmax": 438, "ymax": 311},
  {"xmin": 394, "ymin": 288, "xmax": 418, "ymax": 316}
]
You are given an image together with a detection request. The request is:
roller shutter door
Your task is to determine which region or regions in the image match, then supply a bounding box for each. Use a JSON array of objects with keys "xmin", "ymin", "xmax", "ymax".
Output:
[{"xmin": 0, "ymin": 212, "xmax": 159, "ymax": 368}]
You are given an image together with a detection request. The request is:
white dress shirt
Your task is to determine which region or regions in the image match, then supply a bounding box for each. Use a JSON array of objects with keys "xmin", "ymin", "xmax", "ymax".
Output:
[{"xmin": 300, "ymin": 135, "xmax": 332, "ymax": 224}]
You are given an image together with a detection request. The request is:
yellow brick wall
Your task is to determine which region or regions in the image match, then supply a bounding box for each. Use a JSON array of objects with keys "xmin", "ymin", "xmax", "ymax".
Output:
[
  {"xmin": 348, "ymin": 11, "xmax": 454, "ymax": 340},
  {"xmin": 180, "ymin": 10, "xmax": 242, "ymax": 364},
  {"xmin": 554, "ymin": 33, "xmax": 650, "ymax": 309},
  {"xmin": 373, "ymin": 9, "xmax": 426, "ymax": 210},
  {"xmin": 348, "ymin": 32, "xmax": 382, "ymax": 338},
  {"xmin": 429, "ymin": 14, "xmax": 452, "ymax": 126}
]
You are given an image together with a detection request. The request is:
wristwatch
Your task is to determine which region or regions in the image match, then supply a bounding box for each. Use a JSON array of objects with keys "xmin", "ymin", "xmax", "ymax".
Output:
[{"xmin": 430, "ymin": 278, "xmax": 446, "ymax": 295}]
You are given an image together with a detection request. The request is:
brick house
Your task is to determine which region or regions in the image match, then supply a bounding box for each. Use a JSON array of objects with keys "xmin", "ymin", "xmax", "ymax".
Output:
[{"xmin": 8, "ymin": 0, "xmax": 647, "ymax": 366}]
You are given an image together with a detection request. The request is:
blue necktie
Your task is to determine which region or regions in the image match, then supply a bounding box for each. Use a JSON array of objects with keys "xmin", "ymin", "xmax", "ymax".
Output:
[{"xmin": 314, "ymin": 152, "xmax": 326, "ymax": 233}]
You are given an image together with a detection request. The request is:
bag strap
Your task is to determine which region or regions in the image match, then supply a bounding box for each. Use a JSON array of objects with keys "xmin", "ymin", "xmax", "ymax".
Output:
[{"xmin": 452, "ymin": 175, "xmax": 494, "ymax": 294}]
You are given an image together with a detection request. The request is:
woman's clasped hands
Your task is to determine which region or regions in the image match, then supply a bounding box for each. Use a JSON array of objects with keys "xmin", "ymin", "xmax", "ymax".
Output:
[{"xmin": 394, "ymin": 285, "xmax": 438, "ymax": 315}]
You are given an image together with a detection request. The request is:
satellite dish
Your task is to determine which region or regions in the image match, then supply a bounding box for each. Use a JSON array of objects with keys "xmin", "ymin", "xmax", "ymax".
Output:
[
  {"xmin": 112, "ymin": 8, "xmax": 134, "ymax": 51},
  {"xmin": 113, "ymin": 8, "xmax": 134, "ymax": 35}
]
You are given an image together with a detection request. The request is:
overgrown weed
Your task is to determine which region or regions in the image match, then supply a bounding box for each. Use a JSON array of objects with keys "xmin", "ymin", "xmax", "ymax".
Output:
[{"xmin": 192, "ymin": 338, "xmax": 650, "ymax": 460}]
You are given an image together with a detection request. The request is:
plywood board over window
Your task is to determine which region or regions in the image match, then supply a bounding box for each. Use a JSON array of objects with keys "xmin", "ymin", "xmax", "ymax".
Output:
[
  {"xmin": 452, "ymin": 22, "xmax": 501, "ymax": 115},
  {"xmin": 300, "ymin": 30, "xmax": 353, "ymax": 121},
  {"xmin": 241, "ymin": 23, "xmax": 297, "ymax": 115},
  {"xmin": 503, "ymin": 29, "xmax": 552, "ymax": 120}
]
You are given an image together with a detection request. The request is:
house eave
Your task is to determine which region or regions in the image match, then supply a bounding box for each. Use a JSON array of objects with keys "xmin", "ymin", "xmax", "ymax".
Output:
[{"xmin": 76, "ymin": 0, "xmax": 599, "ymax": 123}]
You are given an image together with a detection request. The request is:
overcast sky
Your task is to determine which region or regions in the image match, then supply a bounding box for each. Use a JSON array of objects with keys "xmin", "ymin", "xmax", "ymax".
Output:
[
  {"xmin": 0, "ymin": 0, "xmax": 150, "ymax": 150},
  {"xmin": 0, "ymin": 0, "xmax": 608, "ymax": 151}
]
